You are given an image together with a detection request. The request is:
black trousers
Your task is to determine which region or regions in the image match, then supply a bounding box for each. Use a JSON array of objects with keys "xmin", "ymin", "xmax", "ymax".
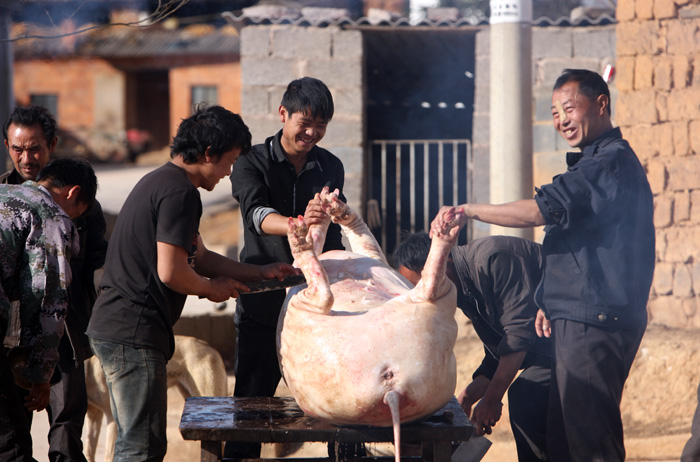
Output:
[
  {"xmin": 0, "ymin": 345, "xmax": 34, "ymax": 462},
  {"xmin": 508, "ymin": 363, "xmax": 551, "ymax": 462},
  {"xmin": 546, "ymin": 319, "xmax": 644, "ymax": 462},
  {"xmin": 224, "ymin": 318, "xmax": 281, "ymax": 459},
  {"xmin": 45, "ymin": 336, "xmax": 88, "ymax": 462},
  {"xmin": 681, "ymin": 380, "xmax": 700, "ymax": 462}
]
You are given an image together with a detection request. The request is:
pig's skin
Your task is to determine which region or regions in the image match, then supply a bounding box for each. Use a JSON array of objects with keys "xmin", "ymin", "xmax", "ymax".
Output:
[{"xmin": 276, "ymin": 190, "xmax": 459, "ymax": 428}]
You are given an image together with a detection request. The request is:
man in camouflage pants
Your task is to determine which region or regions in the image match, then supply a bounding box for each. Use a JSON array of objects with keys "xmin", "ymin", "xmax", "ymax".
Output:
[{"xmin": 0, "ymin": 158, "xmax": 97, "ymax": 462}]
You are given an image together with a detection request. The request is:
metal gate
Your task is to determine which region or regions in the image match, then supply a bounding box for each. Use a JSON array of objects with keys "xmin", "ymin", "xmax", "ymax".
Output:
[{"xmin": 367, "ymin": 139, "xmax": 473, "ymax": 260}]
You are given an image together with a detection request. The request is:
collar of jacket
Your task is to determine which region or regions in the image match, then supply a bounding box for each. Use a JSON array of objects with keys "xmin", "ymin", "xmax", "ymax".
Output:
[{"xmin": 566, "ymin": 126, "xmax": 623, "ymax": 168}]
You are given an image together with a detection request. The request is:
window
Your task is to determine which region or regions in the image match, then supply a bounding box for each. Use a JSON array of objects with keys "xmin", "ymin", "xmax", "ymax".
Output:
[
  {"xmin": 191, "ymin": 85, "xmax": 218, "ymax": 111},
  {"xmin": 30, "ymin": 94, "xmax": 58, "ymax": 120}
]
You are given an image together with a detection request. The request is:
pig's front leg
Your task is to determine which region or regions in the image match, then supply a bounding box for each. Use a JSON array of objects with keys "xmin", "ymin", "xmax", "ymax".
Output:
[
  {"xmin": 287, "ymin": 216, "xmax": 334, "ymax": 313},
  {"xmin": 319, "ymin": 188, "xmax": 387, "ymax": 264},
  {"xmin": 414, "ymin": 209, "xmax": 462, "ymax": 301}
]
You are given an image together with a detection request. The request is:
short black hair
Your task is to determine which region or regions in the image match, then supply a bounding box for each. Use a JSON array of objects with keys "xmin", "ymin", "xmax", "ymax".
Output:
[
  {"xmin": 3, "ymin": 105, "xmax": 58, "ymax": 146},
  {"xmin": 393, "ymin": 232, "xmax": 432, "ymax": 273},
  {"xmin": 37, "ymin": 157, "xmax": 98, "ymax": 208},
  {"xmin": 281, "ymin": 77, "xmax": 334, "ymax": 122},
  {"xmin": 170, "ymin": 104, "xmax": 252, "ymax": 164},
  {"xmin": 553, "ymin": 69, "xmax": 611, "ymax": 116}
]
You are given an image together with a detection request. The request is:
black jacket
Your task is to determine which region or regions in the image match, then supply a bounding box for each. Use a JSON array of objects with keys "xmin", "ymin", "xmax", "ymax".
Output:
[{"xmin": 534, "ymin": 128, "xmax": 655, "ymax": 329}]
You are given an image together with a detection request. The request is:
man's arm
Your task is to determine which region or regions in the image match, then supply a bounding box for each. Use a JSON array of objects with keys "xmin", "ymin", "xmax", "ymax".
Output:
[
  {"xmin": 470, "ymin": 351, "xmax": 527, "ymax": 435},
  {"xmin": 431, "ymin": 200, "xmax": 545, "ymax": 237}
]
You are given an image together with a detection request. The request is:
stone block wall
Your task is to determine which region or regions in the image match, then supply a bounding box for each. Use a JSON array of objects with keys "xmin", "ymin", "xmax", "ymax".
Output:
[
  {"xmin": 472, "ymin": 24, "xmax": 616, "ymax": 240},
  {"xmin": 239, "ymin": 25, "xmax": 365, "ymax": 214},
  {"xmin": 616, "ymin": 0, "xmax": 700, "ymax": 328}
]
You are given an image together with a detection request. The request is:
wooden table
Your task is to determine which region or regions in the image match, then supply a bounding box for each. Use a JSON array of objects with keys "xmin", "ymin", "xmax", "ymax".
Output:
[{"xmin": 179, "ymin": 396, "xmax": 474, "ymax": 462}]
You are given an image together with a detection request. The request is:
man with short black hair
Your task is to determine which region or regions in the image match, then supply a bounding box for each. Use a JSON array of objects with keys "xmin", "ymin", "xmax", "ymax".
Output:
[
  {"xmin": 394, "ymin": 233, "xmax": 550, "ymax": 462},
  {"xmin": 2, "ymin": 105, "xmax": 108, "ymax": 462},
  {"xmin": 1, "ymin": 157, "xmax": 98, "ymax": 462},
  {"xmin": 86, "ymin": 104, "xmax": 298, "ymax": 462},
  {"xmin": 226, "ymin": 76, "xmax": 347, "ymax": 459},
  {"xmin": 431, "ymin": 69, "xmax": 655, "ymax": 461}
]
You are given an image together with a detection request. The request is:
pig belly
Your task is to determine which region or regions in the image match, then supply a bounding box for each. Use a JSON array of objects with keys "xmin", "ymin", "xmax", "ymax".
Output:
[{"xmin": 278, "ymin": 289, "xmax": 458, "ymax": 427}]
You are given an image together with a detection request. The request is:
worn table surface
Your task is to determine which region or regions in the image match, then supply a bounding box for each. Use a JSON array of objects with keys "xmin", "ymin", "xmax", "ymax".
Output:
[{"xmin": 179, "ymin": 396, "xmax": 473, "ymax": 445}]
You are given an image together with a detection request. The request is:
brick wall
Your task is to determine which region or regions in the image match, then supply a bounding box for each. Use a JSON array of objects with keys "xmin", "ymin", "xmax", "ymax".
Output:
[
  {"xmin": 169, "ymin": 62, "xmax": 242, "ymax": 144},
  {"xmin": 239, "ymin": 25, "xmax": 365, "ymax": 214},
  {"xmin": 616, "ymin": 0, "xmax": 700, "ymax": 328}
]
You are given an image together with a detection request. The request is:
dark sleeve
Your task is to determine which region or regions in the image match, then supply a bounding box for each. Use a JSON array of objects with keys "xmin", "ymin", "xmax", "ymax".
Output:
[
  {"xmin": 472, "ymin": 346, "xmax": 499, "ymax": 381},
  {"xmin": 321, "ymin": 157, "xmax": 346, "ymax": 252},
  {"xmin": 230, "ymin": 152, "xmax": 270, "ymax": 235},
  {"xmin": 84, "ymin": 201, "xmax": 108, "ymax": 274},
  {"xmin": 155, "ymin": 188, "xmax": 201, "ymax": 250},
  {"xmin": 534, "ymin": 155, "xmax": 623, "ymax": 234},
  {"xmin": 484, "ymin": 251, "xmax": 541, "ymax": 357}
]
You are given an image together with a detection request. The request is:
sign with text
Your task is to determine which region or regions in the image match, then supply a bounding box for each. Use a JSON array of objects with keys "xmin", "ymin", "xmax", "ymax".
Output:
[{"xmin": 490, "ymin": 0, "xmax": 532, "ymax": 23}]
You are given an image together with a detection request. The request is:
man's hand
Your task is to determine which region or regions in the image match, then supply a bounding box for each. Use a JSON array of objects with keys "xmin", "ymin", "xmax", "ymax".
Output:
[
  {"xmin": 303, "ymin": 193, "xmax": 331, "ymax": 227},
  {"xmin": 25, "ymin": 382, "xmax": 50, "ymax": 412},
  {"xmin": 457, "ymin": 376, "xmax": 490, "ymax": 420},
  {"xmin": 429, "ymin": 206, "xmax": 467, "ymax": 238},
  {"xmin": 471, "ymin": 396, "xmax": 503, "ymax": 436},
  {"xmin": 535, "ymin": 309, "xmax": 551, "ymax": 338},
  {"xmin": 260, "ymin": 262, "xmax": 301, "ymax": 281},
  {"xmin": 204, "ymin": 276, "xmax": 249, "ymax": 302}
]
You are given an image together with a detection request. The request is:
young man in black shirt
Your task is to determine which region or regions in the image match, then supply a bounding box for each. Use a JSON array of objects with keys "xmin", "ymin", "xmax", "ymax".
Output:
[
  {"xmin": 226, "ymin": 77, "xmax": 346, "ymax": 458},
  {"xmin": 86, "ymin": 105, "xmax": 298, "ymax": 462}
]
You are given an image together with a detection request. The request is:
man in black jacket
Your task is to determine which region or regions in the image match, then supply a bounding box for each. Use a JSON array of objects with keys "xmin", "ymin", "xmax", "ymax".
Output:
[
  {"xmin": 227, "ymin": 77, "xmax": 346, "ymax": 459},
  {"xmin": 394, "ymin": 233, "xmax": 550, "ymax": 462},
  {"xmin": 2, "ymin": 105, "xmax": 108, "ymax": 462}
]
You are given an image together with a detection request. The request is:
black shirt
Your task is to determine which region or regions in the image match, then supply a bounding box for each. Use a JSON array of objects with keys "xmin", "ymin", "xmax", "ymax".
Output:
[
  {"xmin": 230, "ymin": 130, "xmax": 346, "ymax": 327},
  {"xmin": 87, "ymin": 162, "xmax": 201, "ymax": 359}
]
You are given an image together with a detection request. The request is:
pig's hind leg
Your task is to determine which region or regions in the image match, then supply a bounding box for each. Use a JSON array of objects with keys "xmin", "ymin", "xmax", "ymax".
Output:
[
  {"xmin": 319, "ymin": 188, "xmax": 387, "ymax": 264},
  {"xmin": 414, "ymin": 209, "xmax": 462, "ymax": 301},
  {"xmin": 287, "ymin": 216, "xmax": 334, "ymax": 313}
]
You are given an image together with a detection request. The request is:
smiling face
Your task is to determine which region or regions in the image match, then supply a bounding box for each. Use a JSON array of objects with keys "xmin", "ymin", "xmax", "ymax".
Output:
[
  {"xmin": 279, "ymin": 107, "xmax": 328, "ymax": 158},
  {"xmin": 4, "ymin": 123, "xmax": 56, "ymax": 181},
  {"xmin": 551, "ymin": 81, "xmax": 611, "ymax": 149}
]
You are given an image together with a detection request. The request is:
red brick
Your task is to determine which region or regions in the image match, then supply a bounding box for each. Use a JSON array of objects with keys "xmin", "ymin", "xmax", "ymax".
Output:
[
  {"xmin": 654, "ymin": 0, "xmax": 677, "ymax": 18},
  {"xmin": 674, "ymin": 190, "xmax": 691, "ymax": 222},
  {"xmin": 667, "ymin": 18, "xmax": 700, "ymax": 55},
  {"xmin": 617, "ymin": 89, "xmax": 659, "ymax": 125},
  {"xmin": 616, "ymin": 56, "xmax": 636, "ymax": 91},
  {"xmin": 617, "ymin": 0, "xmax": 636, "ymax": 20},
  {"xmin": 635, "ymin": 54, "xmax": 655, "ymax": 89},
  {"xmin": 654, "ymin": 194, "xmax": 674, "ymax": 227},
  {"xmin": 672, "ymin": 121, "xmax": 690, "ymax": 156},
  {"xmin": 675, "ymin": 263, "xmax": 694, "ymax": 297},
  {"xmin": 691, "ymin": 190, "xmax": 700, "ymax": 223},
  {"xmin": 636, "ymin": 0, "xmax": 655, "ymax": 18},
  {"xmin": 656, "ymin": 93, "xmax": 669, "ymax": 121},
  {"xmin": 690, "ymin": 120, "xmax": 700, "ymax": 155},
  {"xmin": 666, "ymin": 156, "xmax": 700, "ymax": 191},
  {"xmin": 616, "ymin": 22, "xmax": 661, "ymax": 56},
  {"xmin": 646, "ymin": 158, "xmax": 667, "ymax": 193},
  {"xmin": 673, "ymin": 55, "xmax": 691, "ymax": 88},
  {"xmin": 654, "ymin": 55, "xmax": 673, "ymax": 91},
  {"xmin": 653, "ymin": 261, "xmax": 675, "ymax": 294}
]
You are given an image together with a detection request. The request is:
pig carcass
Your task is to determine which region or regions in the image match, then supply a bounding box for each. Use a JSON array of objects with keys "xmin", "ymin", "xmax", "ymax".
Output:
[{"xmin": 276, "ymin": 188, "xmax": 460, "ymax": 454}]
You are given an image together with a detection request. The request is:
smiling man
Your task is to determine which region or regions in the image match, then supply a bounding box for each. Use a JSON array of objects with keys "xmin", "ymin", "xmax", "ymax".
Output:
[
  {"xmin": 86, "ymin": 105, "xmax": 298, "ymax": 462},
  {"xmin": 226, "ymin": 77, "xmax": 346, "ymax": 459},
  {"xmin": 430, "ymin": 69, "xmax": 655, "ymax": 462}
]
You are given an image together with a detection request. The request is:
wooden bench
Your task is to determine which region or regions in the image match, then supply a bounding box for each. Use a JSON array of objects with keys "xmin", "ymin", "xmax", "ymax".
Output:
[{"xmin": 179, "ymin": 396, "xmax": 474, "ymax": 462}]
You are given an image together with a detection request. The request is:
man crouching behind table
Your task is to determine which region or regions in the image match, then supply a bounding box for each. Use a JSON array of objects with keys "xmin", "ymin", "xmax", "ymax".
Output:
[{"xmin": 86, "ymin": 105, "xmax": 299, "ymax": 462}]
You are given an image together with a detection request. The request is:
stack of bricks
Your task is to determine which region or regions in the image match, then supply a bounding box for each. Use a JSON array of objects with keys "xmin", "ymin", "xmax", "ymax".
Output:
[{"xmin": 615, "ymin": 0, "xmax": 700, "ymax": 328}]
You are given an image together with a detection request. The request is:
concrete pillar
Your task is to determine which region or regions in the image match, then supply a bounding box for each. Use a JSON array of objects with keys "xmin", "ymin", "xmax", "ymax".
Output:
[
  {"xmin": 489, "ymin": 0, "xmax": 533, "ymax": 239},
  {"xmin": 0, "ymin": 3, "xmax": 17, "ymax": 172}
]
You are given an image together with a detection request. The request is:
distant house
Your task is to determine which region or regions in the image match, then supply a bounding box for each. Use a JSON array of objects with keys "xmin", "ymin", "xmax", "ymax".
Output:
[{"xmin": 12, "ymin": 22, "xmax": 241, "ymax": 161}]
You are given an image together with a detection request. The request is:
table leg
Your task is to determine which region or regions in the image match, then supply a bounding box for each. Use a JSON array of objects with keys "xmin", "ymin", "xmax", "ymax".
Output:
[
  {"xmin": 200, "ymin": 441, "xmax": 222, "ymax": 462},
  {"xmin": 433, "ymin": 442, "xmax": 452, "ymax": 462}
]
